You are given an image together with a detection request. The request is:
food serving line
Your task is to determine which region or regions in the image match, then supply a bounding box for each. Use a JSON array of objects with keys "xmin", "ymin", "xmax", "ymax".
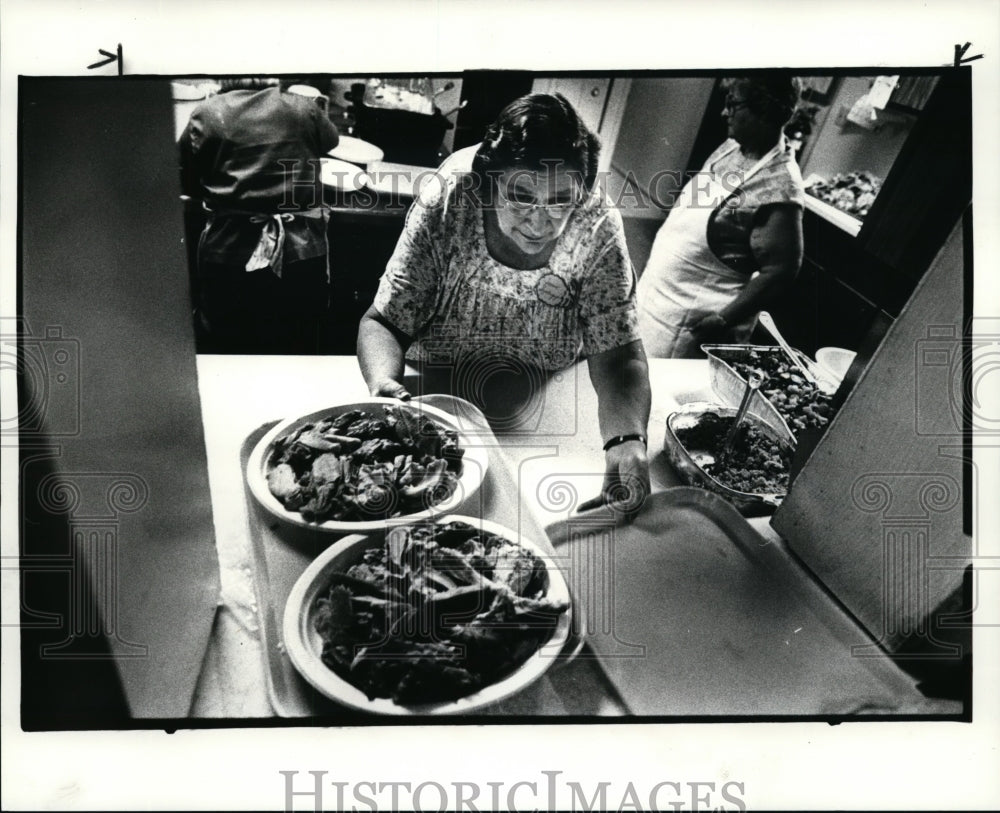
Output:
[{"xmin": 191, "ymin": 354, "xmax": 957, "ymax": 718}]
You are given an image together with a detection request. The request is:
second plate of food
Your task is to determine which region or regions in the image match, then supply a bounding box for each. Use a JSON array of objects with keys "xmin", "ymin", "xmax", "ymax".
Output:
[
  {"xmin": 283, "ymin": 516, "xmax": 573, "ymax": 714},
  {"xmin": 664, "ymin": 401, "xmax": 796, "ymax": 514}
]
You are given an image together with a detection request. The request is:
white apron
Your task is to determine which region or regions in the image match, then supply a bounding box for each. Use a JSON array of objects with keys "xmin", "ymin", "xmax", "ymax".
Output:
[{"xmin": 637, "ymin": 142, "xmax": 781, "ymax": 358}]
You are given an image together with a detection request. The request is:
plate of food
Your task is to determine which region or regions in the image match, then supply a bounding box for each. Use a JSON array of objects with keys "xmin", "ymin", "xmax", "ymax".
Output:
[
  {"xmin": 246, "ymin": 399, "xmax": 489, "ymax": 533},
  {"xmin": 282, "ymin": 516, "xmax": 573, "ymax": 714}
]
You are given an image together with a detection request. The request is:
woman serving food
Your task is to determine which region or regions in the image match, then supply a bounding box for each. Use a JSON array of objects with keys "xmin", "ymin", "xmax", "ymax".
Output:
[
  {"xmin": 637, "ymin": 74, "xmax": 805, "ymax": 358},
  {"xmin": 357, "ymin": 93, "xmax": 651, "ymax": 512}
]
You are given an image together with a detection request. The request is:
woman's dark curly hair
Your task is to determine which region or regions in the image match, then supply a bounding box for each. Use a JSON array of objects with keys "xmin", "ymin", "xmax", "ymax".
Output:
[
  {"xmin": 722, "ymin": 74, "xmax": 802, "ymax": 128},
  {"xmin": 472, "ymin": 93, "xmax": 601, "ymax": 192}
]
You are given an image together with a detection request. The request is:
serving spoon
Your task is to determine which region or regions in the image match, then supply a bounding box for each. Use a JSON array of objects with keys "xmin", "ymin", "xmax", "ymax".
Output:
[
  {"xmin": 758, "ymin": 312, "xmax": 838, "ymax": 395},
  {"xmin": 719, "ymin": 371, "xmax": 765, "ymax": 465},
  {"xmin": 757, "ymin": 311, "xmax": 818, "ymax": 385},
  {"xmin": 691, "ymin": 371, "xmax": 764, "ymax": 470}
]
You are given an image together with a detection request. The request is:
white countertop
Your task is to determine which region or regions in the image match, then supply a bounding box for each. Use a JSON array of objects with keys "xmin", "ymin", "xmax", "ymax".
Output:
[{"xmin": 193, "ymin": 354, "xmax": 918, "ymax": 718}]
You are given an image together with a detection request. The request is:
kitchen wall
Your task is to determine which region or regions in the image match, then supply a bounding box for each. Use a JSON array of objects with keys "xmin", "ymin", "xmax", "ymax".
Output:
[
  {"xmin": 606, "ymin": 77, "xmax": 715, "ymax": 218},
  {"xmin": 799, "ymin": 76, "xmax": 916, "ymax": 184},
  {"xmin": 604, "ymin": 77, "xmax": 715, "ymax": 274},
  {"xmin": 531, "ymin": 76, "xmax": 618, "ymax": 142}
]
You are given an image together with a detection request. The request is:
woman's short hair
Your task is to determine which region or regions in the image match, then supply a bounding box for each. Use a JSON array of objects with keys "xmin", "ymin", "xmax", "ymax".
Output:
[
  {"xmin": 723, "ymin": 74, "xmax": 802, "ymax": 128},
  {"xmin": 472, "ymin": 93, "xmax": 601, "ymax": 192}
]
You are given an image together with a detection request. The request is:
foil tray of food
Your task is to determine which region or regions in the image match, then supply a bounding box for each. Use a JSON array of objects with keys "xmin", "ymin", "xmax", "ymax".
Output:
[
  {"xmin": 701, "ymin": 344, "xmax": 838, "ymax": 438},
  {"xmin": 664, "ymin": 402, "xmax": 796, "ymax": 515}
]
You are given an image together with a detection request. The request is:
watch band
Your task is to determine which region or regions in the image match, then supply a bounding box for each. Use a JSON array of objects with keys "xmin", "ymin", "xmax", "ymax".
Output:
[{"xmin": 602, "ymin": 433, "xmax": 647, "ymax": 452}]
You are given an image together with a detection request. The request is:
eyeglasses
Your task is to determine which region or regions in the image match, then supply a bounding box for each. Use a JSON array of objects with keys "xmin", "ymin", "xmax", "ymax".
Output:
[{"xmin": 496, "ymin": 183, "xmax": 581, "ymax": 219}]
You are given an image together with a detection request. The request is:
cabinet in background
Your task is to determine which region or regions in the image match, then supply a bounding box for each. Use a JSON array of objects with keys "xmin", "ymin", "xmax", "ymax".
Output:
[
  {"xmin": 326, "ymin": 206, "xmax": 407, "ymax": 354},
  {"xmin": 532, "ymin": 76, "xmax": 632, "ymax": 175}
]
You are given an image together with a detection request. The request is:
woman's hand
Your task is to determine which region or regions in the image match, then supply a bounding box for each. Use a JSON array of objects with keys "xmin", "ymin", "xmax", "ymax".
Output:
[
  {"xmin": 578, "ymin": 440, "xmax": 651, "ymax": 519},
  {"xmin": 688, "ymin": 312, "xmax": 728, "ymax": 342},
  {"xmin": 603, "ymin": 439, "xmax": 651, "ymax": 517},
  {"xmin": 369, "ymin": 378, "xmax": 412, "ymax": 401},
  {"xmin": 583, "ymin": 341, "xmax": 652, "ymax": 519}
]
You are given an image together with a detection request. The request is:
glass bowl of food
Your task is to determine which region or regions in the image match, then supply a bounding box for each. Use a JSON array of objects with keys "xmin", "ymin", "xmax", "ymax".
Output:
[{"xmin": 664, "ymin": 401, "xmax": 797, "ymax": 514}]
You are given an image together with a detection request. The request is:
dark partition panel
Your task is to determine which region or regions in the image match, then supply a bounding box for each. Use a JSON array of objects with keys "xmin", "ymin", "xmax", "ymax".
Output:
[{"xmin": 17, "ymin": 77, "xmax": 220, "ymax": 725}]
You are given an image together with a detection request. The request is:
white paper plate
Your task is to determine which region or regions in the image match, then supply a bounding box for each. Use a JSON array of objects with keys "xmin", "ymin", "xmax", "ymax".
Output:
[
  {"xmin": 246, "ymin": 398, "xmax": 489, "ymax": 534},
  {"xmin": 365, "ymin": 161, "xmax": 445, "ymax": 199},
  {"xmin": 288, "ymin": 84, "xmax": 322, "ymax": 99},
  {"xmin": 319, "ymin": 157, "xmax": 370, "ymax": 192},
  {"xmin": 327, "ymin": 135, "xmax": 385, "ymax": 166},
  {"xmin": 282, "ymin": 515, "xmax": 572, "ymax": 714}
]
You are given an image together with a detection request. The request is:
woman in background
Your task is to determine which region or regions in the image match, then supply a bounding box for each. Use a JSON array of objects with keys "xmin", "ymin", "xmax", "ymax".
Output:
[{"xmin": 637, "ymin": 74, "xmax": 805, "ymax": 358}]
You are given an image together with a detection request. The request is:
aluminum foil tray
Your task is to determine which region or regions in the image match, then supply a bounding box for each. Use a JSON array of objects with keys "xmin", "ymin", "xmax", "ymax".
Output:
[{"xmin": 701, "ymin": 343, "xmax": 828, "ymax": 438}]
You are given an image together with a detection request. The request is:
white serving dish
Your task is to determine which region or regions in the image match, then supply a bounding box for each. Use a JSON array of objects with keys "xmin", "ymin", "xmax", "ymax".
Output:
[
  {"xmin": 327, "ymin": 135, "xmax": 385, "ymax": 166},
  {"xmin": 319, "ymin": 157, "xmax": 370, "ymax": 191},
  {"xmin": 246, "ymin": 398, "xmax": 489, "ymax": 534},
  {"xmin": 701, "ymin": 343, "xmax": 839, "ymax": 436},
  {"xmin": 816, "ymin": 347, "xmax": 857, "ymax": 386}
]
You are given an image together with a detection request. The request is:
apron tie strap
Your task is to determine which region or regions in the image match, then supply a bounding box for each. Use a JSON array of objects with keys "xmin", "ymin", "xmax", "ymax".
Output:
[
  {"xmin": 244, "ymin": 212, "xmax": 294, "ymax": 278},
  {"xmin": 202, "ymin": 203, "xmax": 327, "ymax": 279}
]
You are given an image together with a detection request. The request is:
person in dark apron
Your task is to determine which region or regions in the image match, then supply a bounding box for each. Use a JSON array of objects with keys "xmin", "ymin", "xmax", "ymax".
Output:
[
  {"xmin": 179, "ymin": 78, "xmax": 339, "ymax": 354},
  {"xmin": 637, "ymin": 75, "xmax": 805, "ymax": 358}
]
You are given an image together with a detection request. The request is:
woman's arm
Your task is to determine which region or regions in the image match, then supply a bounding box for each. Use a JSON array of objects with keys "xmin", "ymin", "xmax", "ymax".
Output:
[
  {"xmin": 357, "ymin": 305, "xmax": 414, "ymax": 400},
  {"xmin": 689, "ymin": 203, "xmax": 803, "ymax": 338},
  {"xmin": 583, "ymin": 339, "xmax": 652, "ymax": 514},
  {"xmin": 588, "ymin": 339, "xmax": 651, "ymax": 439},
  {"xmin": 356, "ymin": 171, "xmax": 450, "ymax": 399},
  {"xmin": 574, "ymin": 204, "xmax": 653, "ymax": 514}
]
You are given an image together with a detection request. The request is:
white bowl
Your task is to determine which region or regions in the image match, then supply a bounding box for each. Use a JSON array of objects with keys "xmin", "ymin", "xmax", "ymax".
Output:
[
  {"xmin": 327, "ymin": 135, "xmax": 385, "ymax": 166},
  {"xmin": 282, "ymin": 515, "xmax": 572, "ymax": 714},
  {"xmin": 815, "ymin": 347, "xmax": 857, "ymax": 384},
  {"xmin": 287, "ymin": 84, "xmax": 322, "ymax": 99},
  {"xmin": 319, "ymin": 157, "xmax": 370, "ymax": 192},
  {"xmin": 246, "ymin": 399, "xmax": 489, "ymax": 534}
]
